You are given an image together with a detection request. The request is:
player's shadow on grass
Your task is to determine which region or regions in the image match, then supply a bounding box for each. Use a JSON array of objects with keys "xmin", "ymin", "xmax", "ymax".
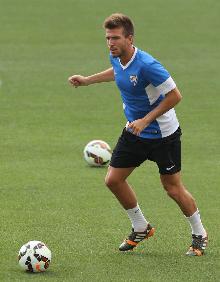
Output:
[{"xmin": 113, "ymin": 249, "xmax": 183, "ymax": 259}]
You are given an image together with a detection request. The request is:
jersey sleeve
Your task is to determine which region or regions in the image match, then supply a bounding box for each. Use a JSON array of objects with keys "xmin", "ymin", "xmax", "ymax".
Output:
[{"xmin": 142, "ymin": 60, "xmax": 176, "ymax": 95}]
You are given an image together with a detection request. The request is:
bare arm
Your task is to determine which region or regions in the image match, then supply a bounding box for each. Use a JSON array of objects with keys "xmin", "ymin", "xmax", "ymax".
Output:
[
  {"xmin": 128, "ymin": 87, "xmax": 182, "ymax": 135},
  {"xmin": 68, "ymin": 67, "xmax": 114, "ymax": 87}
]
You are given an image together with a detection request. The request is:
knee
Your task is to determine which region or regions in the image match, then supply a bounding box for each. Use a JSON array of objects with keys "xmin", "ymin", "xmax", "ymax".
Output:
[
  {"xmin": 162, "ymin": 183, "xmax": 181, "ymax": 200},
  {"xmin": 105, "ymin": 174, "xmax": 121, "ymax": 190}
]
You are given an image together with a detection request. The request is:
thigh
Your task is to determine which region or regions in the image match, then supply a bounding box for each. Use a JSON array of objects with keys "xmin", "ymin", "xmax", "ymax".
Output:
[
  {"xmin": 160, "ymin": 172, "xmax": 182, "ymax": 189},
  {"xmin": 110, "ymin": 129, "xmax": 147, "ymax": 168},
  {"xmin": 150, "ymin": 128, "xmax": 182, "ymax": 175}
]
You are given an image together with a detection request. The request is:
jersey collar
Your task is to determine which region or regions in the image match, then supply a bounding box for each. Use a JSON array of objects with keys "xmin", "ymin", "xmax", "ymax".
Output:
[{"xmin": 119, "ymin": 47, "xmax": 138, "ymax": 70}]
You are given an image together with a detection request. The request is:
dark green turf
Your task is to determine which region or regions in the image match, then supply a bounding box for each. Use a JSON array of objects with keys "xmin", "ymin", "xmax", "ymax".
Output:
[{"xmin": 0, "ymin": 0, "xmax": 220, "ymax": 281}]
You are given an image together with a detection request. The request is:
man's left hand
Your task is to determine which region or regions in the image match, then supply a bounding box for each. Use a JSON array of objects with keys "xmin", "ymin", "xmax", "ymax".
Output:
[{"xmin": 127, "ymin": 118, "xmax": 149, "ymax": 136}]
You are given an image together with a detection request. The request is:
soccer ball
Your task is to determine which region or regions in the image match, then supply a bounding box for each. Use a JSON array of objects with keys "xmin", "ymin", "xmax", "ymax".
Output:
[
  {"xmin": 18, "ymin": 241, "xmax": 51, "ymax": 272},
  {"xmin": 83, "ymin": 140, "xmax": 112, "ymax": 166}
]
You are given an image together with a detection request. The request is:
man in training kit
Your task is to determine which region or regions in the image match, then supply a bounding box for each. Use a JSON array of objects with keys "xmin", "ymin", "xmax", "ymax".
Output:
[{"xmin": 68, "ymin": 13, "xmax": 208, "ymax": 256}]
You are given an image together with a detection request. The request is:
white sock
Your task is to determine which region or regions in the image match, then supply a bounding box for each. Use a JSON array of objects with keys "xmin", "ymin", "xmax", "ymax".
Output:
[
  {"xmin": 126, "ymin": 204, "xmax": 148, "ymax": 232},
  {"xmin": 186, "ymin": 209, "xmax": 206, "ymax": 237}
]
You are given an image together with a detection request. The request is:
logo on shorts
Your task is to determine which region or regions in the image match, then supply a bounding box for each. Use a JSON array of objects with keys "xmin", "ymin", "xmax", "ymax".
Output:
[
  {"xmin": 166, "ymin": 165, "xmax": 175, "ymax": 171},
  {"xmin": 130, "ymin": 75, "xmax": 138, "ymax": 86}
]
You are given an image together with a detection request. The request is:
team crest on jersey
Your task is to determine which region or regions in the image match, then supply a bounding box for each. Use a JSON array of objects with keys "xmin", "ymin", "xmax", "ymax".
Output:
[{"xmin": 130, "ymin": 75, "xmax": 138, "ymax": 86}]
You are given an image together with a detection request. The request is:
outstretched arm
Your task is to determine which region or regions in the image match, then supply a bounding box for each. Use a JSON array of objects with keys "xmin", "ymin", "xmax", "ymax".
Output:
[{"xmin": 68, "ymin": 67, "xmax": 114, "ymax": 87}]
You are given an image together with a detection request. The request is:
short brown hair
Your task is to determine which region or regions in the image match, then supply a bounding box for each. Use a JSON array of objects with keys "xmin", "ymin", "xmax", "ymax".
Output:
[{"xmin": 103, "ymin": 13, "xmax": 134, "ymax": 37}]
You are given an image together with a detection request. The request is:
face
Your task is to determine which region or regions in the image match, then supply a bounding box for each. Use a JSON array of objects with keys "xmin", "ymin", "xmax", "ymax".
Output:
[{"xmin": 105, "ymin": 27, "xmax": 133, "ymax": 58}]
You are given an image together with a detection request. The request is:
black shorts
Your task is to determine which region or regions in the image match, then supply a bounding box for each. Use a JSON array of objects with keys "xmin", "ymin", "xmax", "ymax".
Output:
[{"xmin": 110, "ymin": 127, "xmax": 182, "ymax": 175}]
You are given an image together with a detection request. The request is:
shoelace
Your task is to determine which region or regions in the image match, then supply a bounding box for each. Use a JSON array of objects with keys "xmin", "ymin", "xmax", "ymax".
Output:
[
  {"xmin": 191, "ymin": 234, "xmax": 206, "ymax": 249},
  {"xmin": 128, "ymin": 228, "xmax": 149, "ymax": 242}
]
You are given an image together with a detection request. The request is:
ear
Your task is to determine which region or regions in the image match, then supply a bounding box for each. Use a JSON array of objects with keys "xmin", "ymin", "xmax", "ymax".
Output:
[{"xmin": 128, "ymin": 34, "xmax": 133, "ymax": 45}]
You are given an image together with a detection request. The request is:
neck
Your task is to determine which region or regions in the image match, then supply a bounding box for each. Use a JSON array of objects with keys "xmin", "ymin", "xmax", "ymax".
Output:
[{"xmin": 120, "ymin": 46, "xmax": 135, "ymax": 65}]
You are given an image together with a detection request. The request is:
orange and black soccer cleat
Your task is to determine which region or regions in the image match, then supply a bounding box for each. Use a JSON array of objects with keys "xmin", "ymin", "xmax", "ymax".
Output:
[
  {"xmin": 119, "ymin": 224, "xmax": 155, "ymax": 251},
  {"xmin": 186, "ymin": 234, "xmax": 208, "ymax": 256}
]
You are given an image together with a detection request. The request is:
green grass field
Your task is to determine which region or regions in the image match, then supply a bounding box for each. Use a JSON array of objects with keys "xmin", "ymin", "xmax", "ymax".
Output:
[{"xmin": 0, "ymin": 0, "xmax": 220, "ymax": 281}]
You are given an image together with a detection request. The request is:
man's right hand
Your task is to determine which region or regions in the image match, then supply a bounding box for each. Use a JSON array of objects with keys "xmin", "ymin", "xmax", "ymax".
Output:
[
  {"xmin": 68, "ymin": 75, "xmax": 89, "ymax": 88},
  {"xmin": 68, "ymin": 68, "xmax": 114, "ymax": 88}
]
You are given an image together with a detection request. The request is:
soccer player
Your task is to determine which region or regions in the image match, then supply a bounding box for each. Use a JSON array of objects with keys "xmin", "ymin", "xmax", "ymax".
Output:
[{"xmin": 68, "ymin": 13, "xmax": 208, "ymax": 256}]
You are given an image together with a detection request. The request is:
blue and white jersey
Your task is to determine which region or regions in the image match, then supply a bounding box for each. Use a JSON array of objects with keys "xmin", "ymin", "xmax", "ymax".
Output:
[{"xmin": 110, "ymin": 47, "xmax": 179, "ymax": 139}]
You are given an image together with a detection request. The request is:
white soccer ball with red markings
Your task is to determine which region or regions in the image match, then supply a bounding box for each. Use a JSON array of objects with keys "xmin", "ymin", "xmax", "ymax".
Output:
[
  {"xmin": 18, "ymin": 241, "xmax": 51, "ymax": 272},
  {"xmin": 83, "ymin": 140, "xmax": 112, "ymax": 167}
]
